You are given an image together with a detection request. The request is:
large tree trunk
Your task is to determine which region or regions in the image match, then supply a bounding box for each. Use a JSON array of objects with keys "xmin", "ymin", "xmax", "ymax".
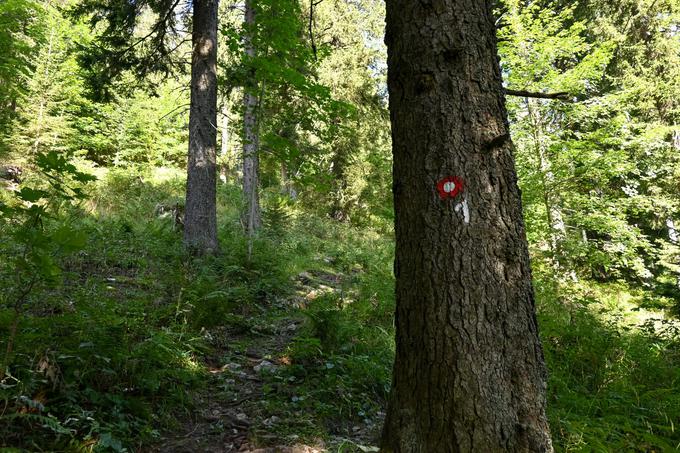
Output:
[
  {"xmin": 184, "ymin": 0, "xmax": 219, "ymax": 254},
  {"xmin": 381, "ymin": 1, "xmax": 553, "ymax": 452},
  {"xmin": 242, "ymin": 0, "xmax": 262, "ymax": 237}
]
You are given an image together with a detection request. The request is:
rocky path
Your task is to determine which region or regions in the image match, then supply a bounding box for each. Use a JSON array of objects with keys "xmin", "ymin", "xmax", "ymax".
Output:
[{"xmin": 149, "ymin": 270, "xmax": 380, "ymax": 453}]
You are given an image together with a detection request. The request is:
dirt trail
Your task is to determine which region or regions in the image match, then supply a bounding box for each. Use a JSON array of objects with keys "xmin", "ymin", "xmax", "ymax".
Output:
[
  {"xmin": 149, "ymin": 270, "xmax": 375, "ymax": 453},
  {"xmin": 149, "ymin": 314, "xmax": 316, "ymax": 453}
]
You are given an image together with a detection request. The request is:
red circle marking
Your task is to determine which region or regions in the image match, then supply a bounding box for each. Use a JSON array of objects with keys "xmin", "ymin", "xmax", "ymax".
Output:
[{"xmin": 437, "ymin": 176, "xmax": 464, "ymax": 200}]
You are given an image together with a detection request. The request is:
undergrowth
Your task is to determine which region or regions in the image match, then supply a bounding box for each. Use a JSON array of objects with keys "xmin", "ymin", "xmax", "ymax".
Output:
[{"xmin": 1, "ymin": 166, "xmax": 679, "ymax": 451}]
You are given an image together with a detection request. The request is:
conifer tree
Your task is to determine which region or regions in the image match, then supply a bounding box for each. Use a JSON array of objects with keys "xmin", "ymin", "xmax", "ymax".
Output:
[
  {"xmin": 381, "ymin": 0, "xmax": 553, "ymax": 450},
  {"xmin": 73, "ymin": 0, "xmax": 219, "ymax": 253}
]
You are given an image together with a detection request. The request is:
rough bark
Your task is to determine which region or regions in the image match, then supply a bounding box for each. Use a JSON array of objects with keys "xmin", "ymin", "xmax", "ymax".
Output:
[
  {"xmin": 184, "ymin": 0, "xmax": 219, "ymax": 254},
  {"xmin": 242, "ymin": 0, "xmax": 262, "ymax": 236},
  {"xmin": 381, "ymin": 1, "xmax": 553, "ymax": 452}
]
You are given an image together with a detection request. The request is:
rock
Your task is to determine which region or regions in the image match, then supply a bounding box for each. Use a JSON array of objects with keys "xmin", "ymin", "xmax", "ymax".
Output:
[
  {"xmin": 0, "ymin": 165, "xmax": 22, "ymax": 183},
  {"xmin": 297, "ymin": 271, "xmax": 314, "ymax": 284},
  {"xmin": 280, "ymin": 323, "xmax": 299, "ymax": 333},
  {"xmin": 263, "ymin": 415, "xmax": 280, "ymax": 426},
  {"xmin": 253, "ymin": 360, "xmax": 275, "ymax": 373}
]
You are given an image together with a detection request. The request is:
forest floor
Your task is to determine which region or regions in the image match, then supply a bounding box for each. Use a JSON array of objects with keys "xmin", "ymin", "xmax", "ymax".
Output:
[{"xmin": 150, "ymin": 271, "xmax": 383, "ymax": 453}]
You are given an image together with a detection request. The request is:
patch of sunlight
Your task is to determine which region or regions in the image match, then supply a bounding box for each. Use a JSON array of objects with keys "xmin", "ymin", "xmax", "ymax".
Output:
[
  {"xmin": 149, "ymin": 166, "xmax": 185, "ymax": 184},
  {"xmin": 585, "ymin": 282, "xmax": 680, "ymax": 335},
  {"xmin": 180, "ymin": 353, "xmax": 203, "ymax": 372}
]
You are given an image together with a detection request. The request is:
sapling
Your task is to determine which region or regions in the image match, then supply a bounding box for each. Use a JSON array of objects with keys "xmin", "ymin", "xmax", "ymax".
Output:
[{"xmin": 0, "ymin": 151, "xmax": 95, "ymax": 380}]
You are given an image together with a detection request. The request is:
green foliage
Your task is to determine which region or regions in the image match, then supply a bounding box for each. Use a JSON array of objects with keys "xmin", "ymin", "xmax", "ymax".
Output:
[
  {"xmin": 244, "ymin": 214, "xmax": 395, "ymax": 439},
  {"xmin": 297, "ymin": 0, "xmax": 391, "ymax": 224},
  {"xmin": 0, "ymin": 0, "xmax": 44, "ymax": 153},
  {"xmin": 536, "ymin": 280, "xmax": 680, "ymax": 451},
  {"xmin": 1, "ymin": 0, "xmax": 680, "ymax": 451},
  {"xmin": 1, "ymin": 1, "xmax": 188, "ymax": 167},
  {"xmin": 74, "ymin": 83, "xmax": 189, "ymax": 166},
  {"xmin": 0, "ymin": 151, "xmax": 95, "ymax": 294},
  {"xmin": 499, "ymin": 0, "xmax": 680, "ymax": 295},
  {"xmin": 69, "ymin": 0, "xmax": 186, "ymax": 100},
  {"xmin": 2, "ymin": 164, "xmax": 680, "ymax": 450}
]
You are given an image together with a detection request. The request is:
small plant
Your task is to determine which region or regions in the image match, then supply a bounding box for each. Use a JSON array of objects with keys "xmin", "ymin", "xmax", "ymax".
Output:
[
  {"xmin": 263, "ymin": 192, "xmax": 293, "ymax": 239},
  {"xmin": 0, "ymin": 151, "xmax": 95, "ymax": 380}
]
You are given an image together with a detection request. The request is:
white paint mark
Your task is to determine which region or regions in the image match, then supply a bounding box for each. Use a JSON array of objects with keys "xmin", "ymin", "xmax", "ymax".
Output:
[
  {"xmin": 443, "ymin": 181, "xmax": 456, "ymax": 193},
  {"xmin": 455, "ymin": 197, "xmax": 470, "ymax": 225}
]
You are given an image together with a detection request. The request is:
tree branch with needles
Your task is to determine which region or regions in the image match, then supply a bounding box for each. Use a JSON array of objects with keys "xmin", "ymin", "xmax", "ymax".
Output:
[{"xmin": 504, "ymin": 88, "xmax": 573, "ymax": 101}]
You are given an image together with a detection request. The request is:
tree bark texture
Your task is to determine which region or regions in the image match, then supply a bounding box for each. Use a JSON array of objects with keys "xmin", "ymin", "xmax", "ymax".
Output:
[
  {"xmin": 242, "ymin": 0, "xmax": 262, "ymax": 236},
  {"xmin": 184, "ymin": 0, "xmax": 219, "ymax": 254},
  {"xmin": 381, "ymin": 1, "xmax": 553, "ymax": 452}
]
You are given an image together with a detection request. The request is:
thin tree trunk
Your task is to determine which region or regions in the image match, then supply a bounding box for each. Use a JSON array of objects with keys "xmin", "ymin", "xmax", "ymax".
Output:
[
  {"xmin": 667, "ymin": 217, "xmax": 680, "ymax": 290},
  {"xmin": 221, "ymin": 101, "xmax": 230, "ymax": 158},
  {"xmin": 184, "ymin": 0, "xmax": 219, "ymax": 254},
  {"xmin": 525, "ymin": 99, "xmax": 568, "ymax": 262},
  {"xmin": 242, "ymin": 0, "xmax": 262, "ymax": 239},
  {"xmin": 220, "ymin": 99, "xmax": 230, "ymax": 183},
  {"xmin": 381, "ymin": 1, "xmax": 553, "ymax": 451},
  {"xmin": 280, "ymin": 163, "xmax": 297, "ymax": 199},
  {"xmin": 668, "ymin": 218, "xmax": 679, "ymax": 244},
  {"xmin": 330, "ymin": 146, "xmax": 350, "ymax": 221},
  {"xmin": 32, "ymin": 24, "xmax": 56, "ymax": 155},
  {"xmin": 670, "ymin": 127, "xmax": 680, "ymax": 289},
  {"xmin": 526, "ymin": 99, "xmax": 576, "ymax": 281}
]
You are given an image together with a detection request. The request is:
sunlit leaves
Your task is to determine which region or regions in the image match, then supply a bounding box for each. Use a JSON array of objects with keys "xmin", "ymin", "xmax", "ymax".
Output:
[
  {"xmin": 1, "ymin": 151, "xmax": 95, "ymax": 286},
  {"xmin": 500, "ymin": 0, "xmax": 680, "ymax": 285}
]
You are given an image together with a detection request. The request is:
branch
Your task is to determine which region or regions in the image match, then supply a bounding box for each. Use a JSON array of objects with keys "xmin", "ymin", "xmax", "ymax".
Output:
[
  {"xmin": 107, "ymin": 0, "xmax": 184, "ymax": 60},
  {"xmin": 505, "ymin": 88, "xmax": 572, "ymax": 101},
  {"xmin": 308, "ymin": 0, "xmax": 318, "ymax": 60}
]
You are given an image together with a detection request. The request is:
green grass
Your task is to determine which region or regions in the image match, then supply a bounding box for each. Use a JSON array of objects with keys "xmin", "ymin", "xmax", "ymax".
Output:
[{"xmin": 536, "ymin": 279, "xmax": 680, "ymax": 452}]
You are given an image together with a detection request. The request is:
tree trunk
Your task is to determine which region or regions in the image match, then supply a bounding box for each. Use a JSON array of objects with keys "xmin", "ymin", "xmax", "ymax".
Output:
[
  {"xmin": 526, "ymin": 98, "xmax": 575, "ymax": 281},
  {"xmin": 220, "ymin": 99, "xmax": 230, "ymax": 184},
  {"xmin": 32, "ymin": 23, "xmax": 56, "ymax": 155},
  {"xmin": 667, "ymin": 217, "xmax": 680, "ymax": 290},
  {"xmin": 221, "ymin": 101, "xmax": 230, "ymax": 158},
  {"xmin": 381, "ymin": 1, "xmax": 553, "ymax": 452},
  {"xmin": 280, "ymin": 163, "xmax": 298, "ymax": 199},
  {"xmin": 330, "ymin": 145, "xmax": 350, "ymax": 221},
  {"xmin": 242, "ymin": 0, "xmax": 262, "ymax": 237},
  {"xmin": 184, "ymin": 0, "xmax": 219, "ymax": 254}
]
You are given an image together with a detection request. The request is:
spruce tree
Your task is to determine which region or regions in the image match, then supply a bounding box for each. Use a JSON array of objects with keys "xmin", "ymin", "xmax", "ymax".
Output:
[{"xmin": 381, "ymin": 0, "xmax": 553, "ymax": 450}]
